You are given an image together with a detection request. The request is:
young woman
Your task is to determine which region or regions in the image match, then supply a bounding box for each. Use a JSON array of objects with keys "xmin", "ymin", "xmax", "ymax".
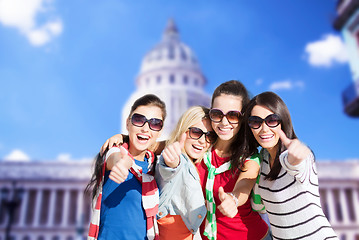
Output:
[
  {"xmin": 243, "ymin": 91, "xmax": 338, "ymax": 239},
  {"xmin": 196, "ymin": 80, "xmax": 270, "ymax": 240},
  {"xmin": 155, "ymin": 105, "xmax": 216, "ymax": 240},
  {"xmin": 86, "ymin": 94, "xmax": 166, "ymax": 240}
]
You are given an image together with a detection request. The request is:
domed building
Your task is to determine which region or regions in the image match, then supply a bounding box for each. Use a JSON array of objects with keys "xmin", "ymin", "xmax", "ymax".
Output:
[{"xmin": 121, "ymin": 19, "xmax": 211, "ymax": 138}]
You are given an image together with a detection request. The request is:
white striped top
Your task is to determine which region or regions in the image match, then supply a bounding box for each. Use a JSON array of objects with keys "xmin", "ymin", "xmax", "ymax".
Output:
[{"xmin": 254, "ymin": 149, "xmax": 338, "ymax": 240}]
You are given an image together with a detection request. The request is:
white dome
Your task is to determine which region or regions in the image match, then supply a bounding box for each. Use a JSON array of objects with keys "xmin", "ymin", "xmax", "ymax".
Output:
[{"xmin": 137, "ymin": 19, "xmax": 206, "ymax": 88}]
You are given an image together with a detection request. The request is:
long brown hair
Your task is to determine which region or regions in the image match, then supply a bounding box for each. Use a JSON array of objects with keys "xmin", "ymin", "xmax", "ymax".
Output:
[
  {"xmin": 211, "ymin": 80, "xmax": 255, "ymax": 172},
  {"xmin": 243, "ymin": 91, "xmax": 297, "ymax": 180}
]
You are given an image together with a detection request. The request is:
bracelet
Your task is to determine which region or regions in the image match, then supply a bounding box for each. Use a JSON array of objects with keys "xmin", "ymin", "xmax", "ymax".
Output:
[{"xmin": 228, "ymin": 192, "xmax": 239, "ymax": 207}]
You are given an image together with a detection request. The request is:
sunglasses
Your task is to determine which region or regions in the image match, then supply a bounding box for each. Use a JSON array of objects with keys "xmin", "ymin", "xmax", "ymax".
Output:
[
  {"xmin": 131, "ymin": 113, "xmax": 163, "ymax": 131},
  {"xmin": 248, "ymin": 114, "xmax": 281, "ymax": 129},
  {"xmin": 188, "ymin": 127, "xmax": 217, "ymax": 143},
  {"xmin": 209, "ymin": 108, "xmax": 242, "ymax": 124}
]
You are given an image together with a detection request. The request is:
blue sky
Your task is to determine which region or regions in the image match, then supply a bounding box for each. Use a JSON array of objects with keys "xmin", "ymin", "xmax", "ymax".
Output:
[{"xmin": 0, "ymin": 0, "xmax": 358, "ymax": 162}]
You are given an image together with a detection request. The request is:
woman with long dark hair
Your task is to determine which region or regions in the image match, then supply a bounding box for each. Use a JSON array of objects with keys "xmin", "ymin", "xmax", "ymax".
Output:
[{"xmin": 243, "ymin": 91, "xmax": 338, "ymax": 239}]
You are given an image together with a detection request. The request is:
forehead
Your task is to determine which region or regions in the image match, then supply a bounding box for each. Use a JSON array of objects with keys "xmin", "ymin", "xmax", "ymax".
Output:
[
  {"xmin": 251, "ymin": 105, "xmax": 274, "ymax": 118},
  {"xmin": 191, "ymin": 119, "xmax": 213, "ymax": 131},
  {"xmin": 212, "ymin": 94, "xmax": 243, "ymax": 112},
  {"xmin": 132, "ymin": 105, "xmax": 163, "ymax": 119}
]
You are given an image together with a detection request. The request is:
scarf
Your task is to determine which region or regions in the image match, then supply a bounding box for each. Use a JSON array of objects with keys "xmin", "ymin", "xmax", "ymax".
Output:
[
  {"xmin": 88, "ymin": 144, "xmax": 159, "ymax": 240},
  {"xmin": 203, "ymin": 148, "xmax": 232, "ymax": 240}
]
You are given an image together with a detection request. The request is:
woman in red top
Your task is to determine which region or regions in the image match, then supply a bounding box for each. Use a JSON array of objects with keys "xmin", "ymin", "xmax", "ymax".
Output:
[{"xmin": 197, "ymin": 80, "xmax": 270, "ymax": 240}]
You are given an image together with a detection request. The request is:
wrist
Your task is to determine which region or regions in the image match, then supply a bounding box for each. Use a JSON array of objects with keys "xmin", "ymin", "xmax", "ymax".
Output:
[{"xmin": 228, "ymin": 192, "xmax": 239, "ymax": 207}]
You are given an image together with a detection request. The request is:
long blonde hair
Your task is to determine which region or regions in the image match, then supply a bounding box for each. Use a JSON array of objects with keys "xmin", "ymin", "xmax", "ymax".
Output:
[{"xmin": 166, "ymin": 105, "xmax": 211, "ymax": 163}]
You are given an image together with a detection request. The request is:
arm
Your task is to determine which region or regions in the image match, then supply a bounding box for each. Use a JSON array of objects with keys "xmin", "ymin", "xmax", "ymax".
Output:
[{"xmin": 218, "ymin": 159, "xmax": 260, "ymax": 218}]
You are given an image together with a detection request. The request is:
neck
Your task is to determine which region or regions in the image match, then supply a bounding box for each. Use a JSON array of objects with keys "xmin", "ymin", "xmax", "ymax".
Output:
[
  {"xmin": 129, "ymin": 147, "xmax": 147, "ymax": 161},
  {"xmin": 213, "ymin": 139, "xmax": 232, "ymax": 158},
  {"xmin": 267, "ymin": 145, "xmax": 278, "ymax": 168}
]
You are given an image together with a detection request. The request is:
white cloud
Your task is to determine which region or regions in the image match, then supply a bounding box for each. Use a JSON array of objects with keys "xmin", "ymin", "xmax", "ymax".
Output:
[
  {"xmin": 0, "ymin": 0, "xmax": 63, "ymax": 46},
  {"xmin": 269, "ymin": 80, "xmax": 305, "ymax": 91},
  {"xmin": 57, "ymin": 153, "xmax": 72, "ymax": 162},
  {"xmin": 255, "ymin": 78, "xmax": 263, "ymax": 86},
  {"xmin": 4, "ymin": 149, "xmax": 30, "ymax": 162},
  {"xmin": 305, "ymin": 34, "xmax": 348, "ymax": 67}
]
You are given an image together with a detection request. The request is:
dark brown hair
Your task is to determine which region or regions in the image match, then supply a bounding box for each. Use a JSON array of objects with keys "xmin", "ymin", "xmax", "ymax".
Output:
[
  {"xmin": 243, "ymin": 91, "xmax": 297, "ymax": 180},
  {"xmin": 211, "ymin": 80, "xmax": 254, "ymax": 172}
]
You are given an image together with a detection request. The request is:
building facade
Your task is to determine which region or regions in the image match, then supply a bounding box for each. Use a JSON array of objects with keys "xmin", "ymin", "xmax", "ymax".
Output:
[
  {"xmin": 334, "ymin": 0, "xmax": 359, "ymax": 117},
  {"xmin": 0, "ymin": 160, "xmax": 358, "ymax": 240}
]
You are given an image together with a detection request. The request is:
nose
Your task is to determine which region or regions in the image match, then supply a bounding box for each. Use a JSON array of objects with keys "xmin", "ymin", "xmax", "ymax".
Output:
[
  {"xmin": 198, "ymin": 134, "xmax": 206, "ymax": 144},
  {"xmin": 220, "ymin": 115, "xmax": 230, "ymax": 125},
  {"xmin": 142, "ymin": 121, "xmax": 150, "ymax": 131},
  {"xmin": 259, "ymin": 121, "xmax": 270, "ymax": 131}
]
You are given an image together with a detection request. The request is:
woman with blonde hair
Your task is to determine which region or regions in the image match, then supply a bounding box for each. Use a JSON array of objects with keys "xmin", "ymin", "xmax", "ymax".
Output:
[{"xmin": 155, "ymin": 105, "xmax": 217, "ymax": 240}]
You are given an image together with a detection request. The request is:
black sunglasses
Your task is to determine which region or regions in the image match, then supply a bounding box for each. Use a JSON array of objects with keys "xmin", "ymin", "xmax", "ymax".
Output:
[
  {"xmin": 131, "ymin": 113, "xmax": 163, "ymax": 131},
  {"xmin": 188, "ymin": 127, "xmax": 217, "ymax": 143},
  {"xmin": 209, "ymin": 108, "xmax": 242, "ymax": 124},
  {"xmin": 248, "ymin": 114, "xmax": 281, "ymax": 129}
]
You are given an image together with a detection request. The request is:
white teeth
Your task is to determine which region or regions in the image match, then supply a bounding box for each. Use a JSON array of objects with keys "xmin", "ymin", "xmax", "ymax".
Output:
[
  {"xmin": 137, "ymin": 134, "xmax": 149, "ymax": 140},
  {"xmin": 260, "ymin": 135, "xmax": 273, "ymax": 139},
  {"xmin": 193, "ymin": 145, "xmax": 203, "ymax": 151}
]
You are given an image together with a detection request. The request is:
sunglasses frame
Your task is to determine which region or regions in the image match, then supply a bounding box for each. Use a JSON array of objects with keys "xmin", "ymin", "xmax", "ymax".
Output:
[
  {"xmin": 188, "ymin": 127, "xmax": 217, "ymax": 143},
  {"xmin": 209, "ymin": 108, "xmax": 242, "ymax": 124},
  {"xmin": 130, "ymin": 113, "xmax": 163, "ymax": 131},
  {"xmin": 248, "ymin": 114, "xmax": 281, "ymax": 129}
]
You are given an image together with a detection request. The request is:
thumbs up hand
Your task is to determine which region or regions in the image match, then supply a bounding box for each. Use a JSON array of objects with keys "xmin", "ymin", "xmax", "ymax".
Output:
[
  {"xmin": 109, "ymin": 146, "xmax": 134, "ymax": 184},
  {"xmin": 278, "ymin": 129, "xmax": 311, "ymax": 166},
  {"xmin": 217, "ymin": 186, "xmax": 238, "ymax": 218},
  {"xmin": 162, "ymin": 132, "xmax": 186, "ymax": 168}
]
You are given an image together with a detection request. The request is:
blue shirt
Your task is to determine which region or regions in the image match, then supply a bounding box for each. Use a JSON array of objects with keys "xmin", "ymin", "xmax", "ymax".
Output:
[{"xmin": 98, "ymin": 159, "xmax": 149, "ymax": 240}]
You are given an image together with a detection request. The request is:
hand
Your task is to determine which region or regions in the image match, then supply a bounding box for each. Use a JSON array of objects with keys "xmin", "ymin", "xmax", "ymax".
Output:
[
  {"xmin": 162, "ymin": 133, "xmax": 186, "ymax": 168},
  {"xmin": 100, "ymin": 134, "xmax": 124, "ymax": 156},
  {"xmin": 278, "ymin": 129, "xmax": 311, "ymax": 165},
  {"xmin": 217, "ymin": 186, "xmax": 238, "ymax": 218},
  {"xmin": 109, "ymin": 146, "xmax": 133, "ymax": 184}
]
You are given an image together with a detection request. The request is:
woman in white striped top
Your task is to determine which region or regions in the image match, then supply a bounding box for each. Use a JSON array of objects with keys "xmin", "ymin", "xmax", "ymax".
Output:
[{"xmin": 242, "ymin": 91, "xmax": 338, "ymax": 240}]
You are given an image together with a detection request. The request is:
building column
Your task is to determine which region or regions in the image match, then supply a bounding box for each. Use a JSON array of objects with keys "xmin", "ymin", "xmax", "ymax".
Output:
[
  {"xmin": 352, "ymin": 189, "xmax": 359, "ymax": 224},
  {"xmin": 47, "ymin": 189, "xmax": 56, "ymax": 227},
  {"xmin": 33, "ymin": 189, "xmax": 43, "ymax": 227},
  {"xmin": 76, "ymin": 189, "xmax": 84, "ymax": 225},
  {"xmin": 339, "ymin": 189, "xmax": 350, "ymax": 224},
  {"xmin": 61, "ymin": 189, "xmax": 70, "ymax": 227},
  {"xmin": 326, "ymin": 188, "xmax": 337, "ymax": 226},
  {"xmin": 18, "ymin": 188, "xmax": 29, "ymax": 227}
]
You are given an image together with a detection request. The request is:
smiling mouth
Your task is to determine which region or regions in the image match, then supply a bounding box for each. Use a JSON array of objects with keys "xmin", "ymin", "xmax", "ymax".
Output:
[
  {"xmin": 259, "ymin": 135, "xmax": 274, "ymax": 140},
  {"xmin": 192, "ymin": 145, "xmax": 203, "ymax": 151},
  {"xmin": 137, "ymin": 134, "xmax": 150, "ymax": 142}
]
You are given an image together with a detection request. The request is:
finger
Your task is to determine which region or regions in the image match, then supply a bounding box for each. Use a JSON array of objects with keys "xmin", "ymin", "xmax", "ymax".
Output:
[
  {"xmin": 278, "ymin": 129, "xmax": 291, "ymax": 148},
  {"xmin": 218, "ymin": 186, "xmax": 227, "ymax": 203},
  {"xmin": 179, "ymin": 132, "xmax": 187, "ymax": 149},
  {"xmin": 100, "ymin": 139, "xmax": 110, "ymax": 156}
]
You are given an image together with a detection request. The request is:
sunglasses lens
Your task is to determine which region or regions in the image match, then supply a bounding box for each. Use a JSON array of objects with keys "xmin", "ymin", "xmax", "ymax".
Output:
[
  {"xmin": 131, "ymin": 113, "xmax": 146, "ymax": 127},
  {"xmin": 226, "ymin": 111, "xmax": 241, "ymax": 123},
  {"xmin": 149, "ymin": 118, "xmax": 163, "ymax": 131},
  {"xmin": 206, "ymin": 131, "xmax": 217, "ymax": 143},
  {"xmin": 189, "ymin": 127, "xmax": 203, "ymax": 139},
  {"xmin": 209, "ymin": 109, "xmax": 224, "ymax": 122},
  {"xmin": 266, "ymin": 114, "xmax": 281, "ymax": 128},
  {"xmin": 248, "ymin": 116, "xmax": 263, "ymax": 129}
]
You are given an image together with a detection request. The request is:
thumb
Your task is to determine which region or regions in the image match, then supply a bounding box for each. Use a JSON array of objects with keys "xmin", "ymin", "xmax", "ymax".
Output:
[
  {"xmin": 119, "ymin": 145, "xmax": 129, "ymax": 157},
  {"xmin": 179, "ymin": 132, "xmax": 187, "ymax": 149},
  {"xmin": 218, "ymin": 186, "xmax": 227, "ymax": 202},
  {"xmin": 278, "ymin": 129, "xmax": 291, "ymax": 148}
]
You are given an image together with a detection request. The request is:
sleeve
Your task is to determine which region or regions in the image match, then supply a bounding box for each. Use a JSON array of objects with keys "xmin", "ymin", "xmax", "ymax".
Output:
[
  {"xmin": 279, "ymin": 149, "xmax": 315, "ymax": 184},
  {"xmin": 155, "ymin": 153, "xmax": 185, "ymax": 182},
  {"xmin": 105, "ymin": 146, "xmax": 121, "ymax": 161}
]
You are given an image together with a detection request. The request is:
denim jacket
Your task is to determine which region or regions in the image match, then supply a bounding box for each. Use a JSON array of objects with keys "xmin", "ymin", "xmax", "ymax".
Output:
[{"xmin": 155, "ymin": 153, "xmax": 207, "ymax": 234}]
